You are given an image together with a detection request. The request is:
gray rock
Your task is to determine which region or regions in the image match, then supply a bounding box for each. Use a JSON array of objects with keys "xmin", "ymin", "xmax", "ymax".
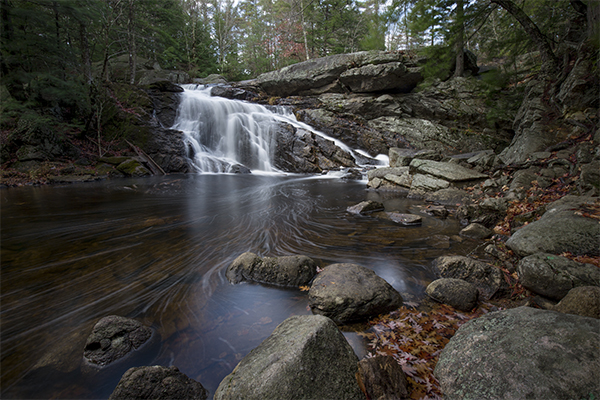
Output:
[
  {"xmin": 347, "ymin": 200, "xmax": 385, "ymax": 215},
  {"xmin": 434, "ymin": 307, "xmax": 600, "ymax": 400},
  {"xmin": 339, "ymin": 62, "xmax": 422, "ymax": 93},
  {"xmin": 506, "ymin": 196, "xmax": 600, "ymax": 257},
  {"xmin": 389, "ymin": 148, "xmax": 417, "ymax": 167},
  {"xmin": 459, "ymin": 223, "xmax": 493, "ymax": 239},
  {"xmin": 367, "ymin": 166, "xmax": 409, "ymax": 180},
  {"xmin": 553, "ymin": 286, "xmax": 600, "ymax": 319},
  {"xmin": 432, "ymin": 256, "xmax": 506, "ymax": 301},
  {"xmin": 109, "ymin": 365, "xmax": 208, "ymax": 400},
  {"xmin": 409, "ymin": 159, "xmax": 488, "ymax": 182},
  {"xmin": 226, "ymin": 252, "xmax": 317, "ymax": 287},
  {"xmin": 83, "ymin": 316, "xmax": 154, "ymax": 368},
  {"xmin": 426, "ymin": 278, "xmax": 479, "ymax": 311},
  {"xmin": 516, "ymin": 253, "xmax": 600, "ymax": 300},
  {"xmin": 309, "ymin": 263, "xmax": 403, "ymax": 323},
  {"xmin": 386, "ymin": 212, "xmax": 422, "ymax": 226},
  {"xmin": 383, "ymin": 172, "xmax": 412, "ymax": 188},
  {"xmin": 410, "ymin": 173, "xmax": 450, "ymax": 191},
  {"xmin": 214, "ymin": 315, "xmax": 363, "ymax": 400}
]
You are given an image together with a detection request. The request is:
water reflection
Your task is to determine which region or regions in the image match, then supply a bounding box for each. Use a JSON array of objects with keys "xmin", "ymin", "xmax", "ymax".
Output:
[{"xmin": 1, "ymin": 175, "xmax": 478, "ymax": 398}]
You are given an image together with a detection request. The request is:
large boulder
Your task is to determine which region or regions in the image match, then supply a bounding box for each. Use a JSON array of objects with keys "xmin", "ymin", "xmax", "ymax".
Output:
[
  {"xmin": 214, "ymin": 315, "xmax": 363, "ymax": 400},
  {"xmin": 432, "ymin": 256, "xmax": 506, "ymax": 301},
  {"xmin": 506, "ymin": 196, "xmax": 600, "ymax": 257},
  {"xmin": 226, "ymin": 252, "xmax": 317, "ymax": 287},
  {"xmin": 308, "ymin": 263, "xmax": 403, "ymax": 323},
  {"xmin": 516, "ymin": 253, "xmax": 600, "ymax": 300},
  {"xmin": 83, "ymin": 316, "xmax": 156, "ymax": 368},
  {"xmin": 256, "ymin": 51, "xmax": 421, "ymax": 96},
  {"xmin": 434, "ymin": 307, "xmax": 600, "ymax": 400},
  {"xmin": 109, "ymin": 365, "xmax": 208, "ymax": 400}
]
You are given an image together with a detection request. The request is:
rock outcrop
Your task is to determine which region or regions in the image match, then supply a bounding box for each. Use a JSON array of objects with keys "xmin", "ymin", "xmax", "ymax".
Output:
[
  {"xmin": 214, "ymin": 315, "xmax": 363, "ymax": 400},
  {"xmin": 435, "ymin": 307, "xmax": 600, "ymax": 400},
  {"xmin": 226, "ymin": 252, "xmax": 317, "ymax": 287},
  {"xmin": 256, "ymin": 51, "xmax": 423, "ymax": 97},
  {"xmin": 308, "ymin": 263, "xmax": 403, "ymax": 323}
]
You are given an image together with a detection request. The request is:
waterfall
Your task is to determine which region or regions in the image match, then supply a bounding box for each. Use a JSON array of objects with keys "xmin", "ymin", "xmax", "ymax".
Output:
[{"xmin": 172, "ymin": 84, "xmax": 386, "ymax": 173}]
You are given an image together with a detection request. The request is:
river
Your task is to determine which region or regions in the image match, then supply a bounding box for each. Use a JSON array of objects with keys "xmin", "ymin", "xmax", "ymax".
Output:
[{"xmin": 1, "ymin": 86, "xmax": 480, "ymax": 399}]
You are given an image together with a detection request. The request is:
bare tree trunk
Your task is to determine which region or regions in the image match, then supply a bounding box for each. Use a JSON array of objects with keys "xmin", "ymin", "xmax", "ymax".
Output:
[
  {"xmin": 491, "ymin": 0, "xmax": 559, "ymax": 74},
  {"xmin": 300, "ymin": 0, "xmax": 310, "ymax": 60},
  {"xmin": 79, "ymin": 22, "xmax": 92, "ymax": 84},
  {"xmin": 588, "ymin": 1, "xmax": 600, "ymax": 45},
  {"xmin": 128, "ymin": 0, "xmax": 136, "ymax": 85},
  {"xmin": 454, "ymin": 0, "xmax": 465, "ymax": 78}
]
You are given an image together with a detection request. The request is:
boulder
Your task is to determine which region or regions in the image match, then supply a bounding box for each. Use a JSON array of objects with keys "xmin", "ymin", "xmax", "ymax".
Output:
[
  {"xmin": 389, "ymin": 148, "xmax": 418, "ymax": 167},
  {"xmin": 367, "ymin": 167, "xmax": 409, "ymax": 180},
  {"xmin": 109, "ymin": 365, "xmax": 208, "ymax": 400},
  {"xmin": 506, "ymin": 196, "xmax": 600, "ymax": 257},
  {"xmin": 214, "ymin": 315, "xmax": 363, "ymax": 400},
  {"xmin": 357, "ymin": 356, "xmax": 409, "ymax": 400},
  {"xmin": 426, "ymin": 278, "xmax": 479, "ymax": 311},
  {"xmin": 226, "ymin": 252, "xmax": 317, "ymax": 287},
  {"xmin": 339, "ymin": 62, "xmax": 422, "ymax": 93},
  {"xmin": 517, "ymin": 253, "xmax": 600, "ymax": 301},
  {"xmin": 432, "ymin": 256, "xmax": 506, "ymax": 301},
  {"xmin": 83, "ymin": 316, "xmax": 155, "ymax": 368},
  {"xmin": 309, "ymin": 263, "xmax": 403, "ymax": 323},
  {"xmin": 434, "ymin": 307, "xmax": 600, "ymax": 400},
  {"xmin": 459, "ymin": 223, "xmax": 493, "ymax": 239},
  {"xmin": 409, "ymin": 159, "xmax": 488, "ymax": 182},
  {"xmin": 553, "ymin": 286, "xmax": 600, "ymax": 319},
  {"xmin": 347, "ymin": 200, "xmax": 385, "ymax": 215}
]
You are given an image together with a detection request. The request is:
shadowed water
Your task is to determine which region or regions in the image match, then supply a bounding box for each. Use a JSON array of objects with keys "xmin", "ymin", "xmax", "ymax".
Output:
[{"xmin": 1, "ymin": 174, "xmax": 480, "ymax": 399}]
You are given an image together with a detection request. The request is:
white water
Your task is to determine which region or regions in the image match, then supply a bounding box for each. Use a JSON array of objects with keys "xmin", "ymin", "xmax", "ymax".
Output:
[{"xmin": 171, "ymin": 85, "xmax": 386, "ymax": 173}]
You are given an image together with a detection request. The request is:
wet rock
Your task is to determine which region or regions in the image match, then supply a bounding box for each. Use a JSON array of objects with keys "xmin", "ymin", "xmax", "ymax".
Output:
[
  {"xmin": 226, "ymin": 252, "xmax": 317, "ymax": 287},
  {"xmin": 432, "ymin": 255, "xmax": 506, "ymax": 301},
  {"xmin": 426, "ymin": 278, "xmax": 479, "ymax": 311},
  {"xmin": 109, "ymin": 365, "xmax": 208, "ymax": 400},
  {"xmin": 409, "ymin": 159, "xmax": 488, "ymax": 182},
  {"xmin": 116, "ymin": 159, "xmax": 152, "ymax": 177},
  {"xmin": 506, "ymin": 196, "xmax": 600, "ymax": 257},
  {"xmin": 83, "ymin": 316, "xmax": 154, "ymax": 368},
  {"xmin": 386, "ymin": 212, "xmax": 422, "ymax": 226},
  {"xmin": 357, "ymin": 356, "xmax": 409, "ymax": 400},
  {"xmin": 309, "ymin": 263, "xmax": 403, "ymax": 323},
  {"xmin": 459, "ymin": 223, "xmax": 493, "ymax": 239},
  {"xmin": 553, "ymin": 286, "xmax": 600, "ymax": 319},
  {"xmin": 214, "ymin": 315, "xmax": 363, "ymax": 400},
  {"xmin": 426, "ymin": 234, "xmax": 451, "ymax": 249},
  {"xmin": 516, "ymin": 253, "xmax": 600, "ymax": 301},
  {"xmin": 347, "ymin": 200, "xmax": 385, "ymax": 215},
  {"xmin": 422, "ymin": 205, "xmax": 449, "ymax": 218},
  {"xmin": 434, "ymin": 307, "xmax": 600, "ymax": 400}
]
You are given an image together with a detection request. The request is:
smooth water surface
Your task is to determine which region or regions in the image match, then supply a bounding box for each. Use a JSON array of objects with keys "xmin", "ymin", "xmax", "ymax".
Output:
[{"xmin": 1, "ymin": 174, "xmax": 478, "ymax": 399}]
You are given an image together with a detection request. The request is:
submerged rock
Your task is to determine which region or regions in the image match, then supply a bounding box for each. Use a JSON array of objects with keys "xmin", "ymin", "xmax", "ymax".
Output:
[
  {"xmin": 385, "ymin": 212, "xmax": 422, "ymax": 226},
  {"xmin": 83, "ymin": 316, "xmax": 155, "ymax": 368},
  {"xmin": 308, "ymin": 263, "xmax": 403, "ymax": 323},
  {"xmin": 214, "ymin": 315, "xmax": 363, "ymax": 400},
  {"xmin": 109, "ymin": 365, "xmax": 208, "ymax": 400},
  {"xmin": 347, "ymin": 200, "xmax": 385, "ymax": 215},
  {"xmin": 226, "ymin": 252, "xmax": 317, "ymax": 287},
  {"xmin": 435, "ymin": 307, "xmax": 600, "ymax": 400}
]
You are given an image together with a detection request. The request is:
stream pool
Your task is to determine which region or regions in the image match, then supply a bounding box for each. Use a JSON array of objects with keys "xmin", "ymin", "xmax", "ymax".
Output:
[{"xmin": 1, "ymin": 174, "xmax": 480, "ymax": 399}]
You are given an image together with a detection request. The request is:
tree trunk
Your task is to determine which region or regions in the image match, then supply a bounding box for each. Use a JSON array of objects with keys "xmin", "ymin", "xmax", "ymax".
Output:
[
  {"xmin": 588, "ymin": 1, "xmax": 600, "ymax": 45},
  {"xmin": 79, "ymin": 22, "xmax": 92, "ymax": 84},
  {"xmin": 491, "ymin": 0, "xmax": 559, "ymax": 74},
  {"xmin": 127, "ymin": 0, "xmax": 136, "ymax": 85},
  {"xmin": 454, "ymin": 0, "xmax": 465, "ymax": 78}
]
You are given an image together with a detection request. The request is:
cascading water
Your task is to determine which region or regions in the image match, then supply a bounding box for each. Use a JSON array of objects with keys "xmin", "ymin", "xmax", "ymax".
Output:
[{"xmin": 171, "ymin": 84, "xmax": 386, "ymax": 174}]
